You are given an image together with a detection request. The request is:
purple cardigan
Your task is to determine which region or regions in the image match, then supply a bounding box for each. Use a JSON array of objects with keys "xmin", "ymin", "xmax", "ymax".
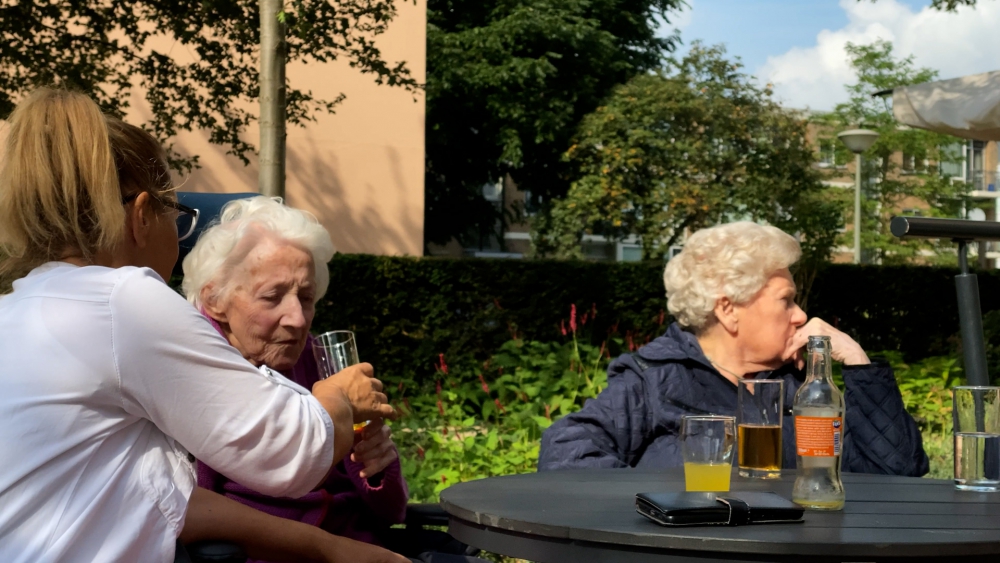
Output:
[{"xmin": 196, "ymin": 320, "xmax": 408, "ymax": 554}]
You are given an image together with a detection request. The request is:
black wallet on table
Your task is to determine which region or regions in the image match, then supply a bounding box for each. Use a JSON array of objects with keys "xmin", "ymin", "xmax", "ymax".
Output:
[{"xmin": 635, "ymin": 492, "xmax": 805, "ymax": 527}]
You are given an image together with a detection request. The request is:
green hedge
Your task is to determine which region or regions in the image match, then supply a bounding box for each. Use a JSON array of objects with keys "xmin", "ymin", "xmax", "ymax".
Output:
[{"xmin": 317, "ymin": 255, "xmax": 1000, "ymax": 385}]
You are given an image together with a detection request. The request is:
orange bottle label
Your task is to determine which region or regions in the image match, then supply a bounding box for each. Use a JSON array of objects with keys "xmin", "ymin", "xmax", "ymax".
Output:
[{"xmin": 795, "ymin": 416, "xmax": 843, "ymax": 457}]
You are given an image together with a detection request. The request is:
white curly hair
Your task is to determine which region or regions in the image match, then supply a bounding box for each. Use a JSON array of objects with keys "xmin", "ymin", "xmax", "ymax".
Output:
[
  {"xmin": 663, "ymin": 222, "xmax": 801, "ymax": 332},
  {"xmin": 181, "ymin": 196, "xmax": 335, "ymax": 309}
]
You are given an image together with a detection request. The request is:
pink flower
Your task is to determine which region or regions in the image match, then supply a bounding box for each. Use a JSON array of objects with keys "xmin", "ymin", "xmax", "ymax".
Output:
[
  {"xmin": 437, "ymin": 400, "xmax": 445, "ymax": 416},
  {"xmin": 560, "ymin": 319, "xmax": 567, "ymax": 336},
  {"xmin": 437, "ymin": 353, "xmax": 449, "ymax": 374},
  {"xmin": 478, "ymin": 374, "xmax": 490, "ymax": 394},
  {"xmin": 570, "ymin": 304, "xmax": 577, "ymax": 334},
  {"xmin": 494, "ymin": 398, "xmax": 506, "ymax": 414}
]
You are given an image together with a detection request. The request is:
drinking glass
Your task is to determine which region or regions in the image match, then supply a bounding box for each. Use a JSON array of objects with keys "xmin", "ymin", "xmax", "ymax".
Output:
[
  {"xmin": 953, "ymin": 386, "xmax": 1000, "ymax": 492},
  {"xmin": 313, "ymin": 330, "xmax": 359, "ymax": 379},
  {"xmin": 313, "ymin": 330, "xmax": 367, "ymax": 435},
  {"xmin": 681, "ymin": 415, "xmax": 736, "ymax": 492},
  {"xmin": 737, "ymin": 379, "xmax": 784, "ymax": 479}
]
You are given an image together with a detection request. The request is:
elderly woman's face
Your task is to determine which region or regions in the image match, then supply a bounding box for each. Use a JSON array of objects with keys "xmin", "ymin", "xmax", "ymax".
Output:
[
  {"xmin": 734, "ymin": 268, "xmax": 807, "ymax": 366},
  {"xmin": 214, "ymin": 238, "xmax": 317, "ymax": 371}
]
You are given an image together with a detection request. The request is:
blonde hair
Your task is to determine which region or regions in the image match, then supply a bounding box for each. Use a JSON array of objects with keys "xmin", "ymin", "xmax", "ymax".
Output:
[
  {"xmin": 181, "ymin": 196, "xmax": 335, "ymax": 309},
  {"xmin": 0, "ymin": 88, "xmax": 172, "ymax": 280},
  {"xmin": 663, "ymin": 222, "xmax": 801, "ymax": 331}
]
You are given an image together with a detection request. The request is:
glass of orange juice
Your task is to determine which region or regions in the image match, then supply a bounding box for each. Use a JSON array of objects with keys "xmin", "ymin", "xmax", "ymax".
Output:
[{"xmin": 681, "ymin": 415, "xmax": 736, "ymax": 492}]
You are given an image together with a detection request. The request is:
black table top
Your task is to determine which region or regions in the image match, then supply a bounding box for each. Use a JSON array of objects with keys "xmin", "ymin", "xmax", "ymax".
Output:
[{"xmin": 440, "ymin": 469, "xmax": 1000, "ymax": 562}]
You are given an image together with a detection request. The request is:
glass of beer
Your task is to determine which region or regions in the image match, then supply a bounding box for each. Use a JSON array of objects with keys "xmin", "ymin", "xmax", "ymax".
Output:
[
  {"xmin": 680, "ymin": 415, "xmax": 736, "ymax": 492},
  {"xmin": 313, "ymin": 330, "xmax": 368, "ymax": 438},
  {"xmin": 737, "ymin": 379, "xmax": 784, "ymax": 479}
]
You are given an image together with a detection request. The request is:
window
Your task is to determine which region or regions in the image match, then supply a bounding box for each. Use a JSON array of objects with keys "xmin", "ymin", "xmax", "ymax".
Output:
[
  {"xmin": 939, "ymin": 142, "xmax": 964, "ymax": 178},
  {"xmin": 902, "ymin": 153, "xmax": 915, "ymax": 173},
  {"xmin": 618, "ymin": 244, "xmax": 643, "ymax": 262},
  {"xmin": 902, "ymin": 150, "xmax": 927, "ymax": 174},
  {"xmin": 969, "ymin": 140, "xmax": 986, "ymax": 191},
  {"xmin": 817, "ymin": 138, "xmax": 842, "ymax": 168}
]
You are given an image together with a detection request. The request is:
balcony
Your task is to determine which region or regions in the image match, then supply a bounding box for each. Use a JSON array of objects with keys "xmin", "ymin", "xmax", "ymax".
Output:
[{"xmin": 969, "ymin": 170, "xmax": 999, "ymax": 198}]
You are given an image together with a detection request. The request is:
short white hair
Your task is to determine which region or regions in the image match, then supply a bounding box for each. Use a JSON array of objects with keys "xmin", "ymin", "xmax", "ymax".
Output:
[
  {"xmin": 181, "ymin": 196, "xmax": 335, "ymax": 309},
  {"xmin": 663, "ymin": 222, "xmax": 801, "ymax": 332}
]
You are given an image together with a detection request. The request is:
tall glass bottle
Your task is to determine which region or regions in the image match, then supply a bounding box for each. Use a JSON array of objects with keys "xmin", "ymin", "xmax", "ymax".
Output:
[{"xmin": 792, "ymin": 335, "xmax": 846, "ymax": 510}]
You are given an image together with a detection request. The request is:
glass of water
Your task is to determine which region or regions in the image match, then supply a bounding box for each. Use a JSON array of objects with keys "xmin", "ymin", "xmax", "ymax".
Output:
[{"xmin": 953, "ymin": 386, "xmax": 1000, "ymax": 492}]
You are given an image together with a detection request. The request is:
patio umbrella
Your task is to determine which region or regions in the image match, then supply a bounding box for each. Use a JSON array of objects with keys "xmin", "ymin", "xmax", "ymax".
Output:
[
  {"xmin": 882, "ymin": 69, "xmax": 1000, "ymax": 141},
  {"xmin": 881, "ymin": 70, "xmax": 1000, "ymax": 387}
]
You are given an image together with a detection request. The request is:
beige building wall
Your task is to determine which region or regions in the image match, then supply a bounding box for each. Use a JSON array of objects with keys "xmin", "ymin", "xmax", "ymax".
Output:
[{"xmin": 127, "ymin": 1, "xmax": 426, "ymax": 256}]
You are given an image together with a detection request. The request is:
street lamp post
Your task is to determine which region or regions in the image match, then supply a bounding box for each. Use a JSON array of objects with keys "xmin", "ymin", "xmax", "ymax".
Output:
[{"xmin": 837, "ymin": 129, "xmax": 880, "ymax": 264}]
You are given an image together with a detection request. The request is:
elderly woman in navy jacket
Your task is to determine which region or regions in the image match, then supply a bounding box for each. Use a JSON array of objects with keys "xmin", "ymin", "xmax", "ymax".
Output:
[{"xmin": 538, "ymin": 222, "xmax": 929, "ymax": 476}]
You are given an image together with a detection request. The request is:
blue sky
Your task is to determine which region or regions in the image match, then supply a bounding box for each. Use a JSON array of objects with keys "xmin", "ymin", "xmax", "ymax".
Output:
[
  {"xmin": 659, "ymin": 0, "xmax": 1000, "ymax": 110},
  {"xmin": 666, "ymin": 0, "xmax": 929, "ymax": 71}
]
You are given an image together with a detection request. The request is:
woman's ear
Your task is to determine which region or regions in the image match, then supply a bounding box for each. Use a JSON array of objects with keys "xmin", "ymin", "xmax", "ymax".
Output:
[
  {"xmin": 126, "ymin": 191, "xmax": 155, "ymax": 250},
  {"xmin": 200, "ymin": 283, "xmax": 228, "ymax": 322},
  {"xmin": 713, "ymin": 296, "xmax": 738, "ymax": 334}
]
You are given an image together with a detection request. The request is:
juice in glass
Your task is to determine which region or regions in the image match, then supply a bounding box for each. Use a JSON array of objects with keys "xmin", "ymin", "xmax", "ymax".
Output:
[{"xmin": 684, "ymin": 462, "xmax": 732, "ymax": 492}]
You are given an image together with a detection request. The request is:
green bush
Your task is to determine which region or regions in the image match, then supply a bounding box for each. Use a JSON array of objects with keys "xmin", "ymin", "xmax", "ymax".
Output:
[
  {"xmin": 395, "ymin": 331, "xmax": 610, "ymax": 502},
  {"xmin": 394, "ymin": 335, "xmax": 962, "ymax": 501}
]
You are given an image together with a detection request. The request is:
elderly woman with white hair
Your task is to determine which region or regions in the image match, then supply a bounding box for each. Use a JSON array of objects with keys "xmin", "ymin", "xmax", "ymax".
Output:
[
  {"xmin": 538, "ymin": 221, "xmax": 929, "ymax": 476},
  {"xmin": 183, "ymin": 197, "xmax": 486, "ymax": 563}
]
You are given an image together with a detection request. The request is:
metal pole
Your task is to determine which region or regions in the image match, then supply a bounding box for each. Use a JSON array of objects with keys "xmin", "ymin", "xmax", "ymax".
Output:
[
  {"xmin": 259, "ymin": 0, "xmax": 286, "ymax": 198},
  {"xmin": 854, "ymin": 153, "xmax": 862, "ymax": 264},
  {"xmin": 956, "ymin": 240, "xmax": 990, "ymax": 386}
]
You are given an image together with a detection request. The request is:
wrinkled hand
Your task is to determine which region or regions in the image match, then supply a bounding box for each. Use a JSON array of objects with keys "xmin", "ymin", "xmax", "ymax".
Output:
[
  {"xmin": 351, "ymin": 419, "xmax": 399, "ymax": 479},
  {"xmin": 783, "ymin": 318, "xmax": 870, "ymax": 368},
  {"xmin": 316, "ymin": 363, "xmax": 397, "ymax": 422}
]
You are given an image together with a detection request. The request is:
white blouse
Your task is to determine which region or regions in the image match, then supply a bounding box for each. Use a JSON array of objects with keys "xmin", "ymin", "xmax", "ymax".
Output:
[{"xmin": 0, "ymin": 263, "xmax": 334, "ymax": 562}]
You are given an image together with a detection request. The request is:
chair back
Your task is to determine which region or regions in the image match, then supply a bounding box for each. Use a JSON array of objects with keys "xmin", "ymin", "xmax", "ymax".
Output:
[{"xmin": 172, "ymin": 192, "xmax": 258, "ymax": 277}]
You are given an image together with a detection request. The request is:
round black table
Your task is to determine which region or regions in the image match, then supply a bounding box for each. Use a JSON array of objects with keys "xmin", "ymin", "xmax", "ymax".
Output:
[{"xmin": 439, "ymin": 469, "xmax": 1000, "ymax": 562}]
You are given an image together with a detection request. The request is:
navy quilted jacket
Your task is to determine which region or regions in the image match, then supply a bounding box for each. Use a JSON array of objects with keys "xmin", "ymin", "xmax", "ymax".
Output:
[{"xmin": 538, "ymin": 323, "xmax": 929, "ymax": 476}]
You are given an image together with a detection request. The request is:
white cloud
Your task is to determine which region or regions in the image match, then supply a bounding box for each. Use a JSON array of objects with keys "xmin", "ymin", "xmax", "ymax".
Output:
[{"xmin": 759, "ymin": 0, "xmax": 1000, "ymax": 111}]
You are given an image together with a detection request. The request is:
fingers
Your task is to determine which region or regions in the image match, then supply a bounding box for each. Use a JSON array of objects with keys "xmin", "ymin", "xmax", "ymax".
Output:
[
  {"xmin": 373, "ymin": 402, "xmax": 398, "ymax": 421},
  {"xmin": 358, "ymin": 447, "xmax": 398, "ymax": 479},
  {"xmin": 361, "ymin": 419, "xmax": 387, "ymax": 441},
  {"xmin": 354, "ymin": 424, "xmax": 392, "ymax": 455}
]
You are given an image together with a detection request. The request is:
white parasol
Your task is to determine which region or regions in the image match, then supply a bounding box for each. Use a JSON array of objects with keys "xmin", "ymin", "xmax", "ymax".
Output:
[{"xmin": 885, "ymin": 70, "xmax": 1000, "ymax": 141}]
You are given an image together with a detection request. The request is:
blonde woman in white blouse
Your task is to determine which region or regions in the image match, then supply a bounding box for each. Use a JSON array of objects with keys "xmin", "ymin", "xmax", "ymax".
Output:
[{"xmin": 0, "ymin": 89, "xmax": 402, "ymax": 563}]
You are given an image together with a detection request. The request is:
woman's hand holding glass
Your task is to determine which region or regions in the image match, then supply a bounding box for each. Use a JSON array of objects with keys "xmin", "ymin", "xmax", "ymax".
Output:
[
  {"xmin": 351, "ymin": 419, "xmax": 399, "ymax": 479},
  {"xmin": 314, "ymin": 363, "xmax": 397, "ymax": 423}
]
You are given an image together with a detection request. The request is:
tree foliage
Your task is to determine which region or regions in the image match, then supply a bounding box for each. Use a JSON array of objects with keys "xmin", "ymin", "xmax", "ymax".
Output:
[
  {"xmin": 818, "ymin": 40, "xmax": 966, "ymax": 265},
  {"xmin": 424, "ymin": 0, "xmax": 683, "ymax": 248},
  {"xmin": 0, "ymin": 0, "xmax": 418, "ymax": 172},
  {"xmin": 532, "ymin": 43, "xmax": 841, "ymax": 267}
]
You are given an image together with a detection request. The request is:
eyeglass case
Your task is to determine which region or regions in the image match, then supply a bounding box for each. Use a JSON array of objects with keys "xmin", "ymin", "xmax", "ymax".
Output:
[{"xmin": 636, "ymin": 491, "xmax": 805, "ymax": 527}]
